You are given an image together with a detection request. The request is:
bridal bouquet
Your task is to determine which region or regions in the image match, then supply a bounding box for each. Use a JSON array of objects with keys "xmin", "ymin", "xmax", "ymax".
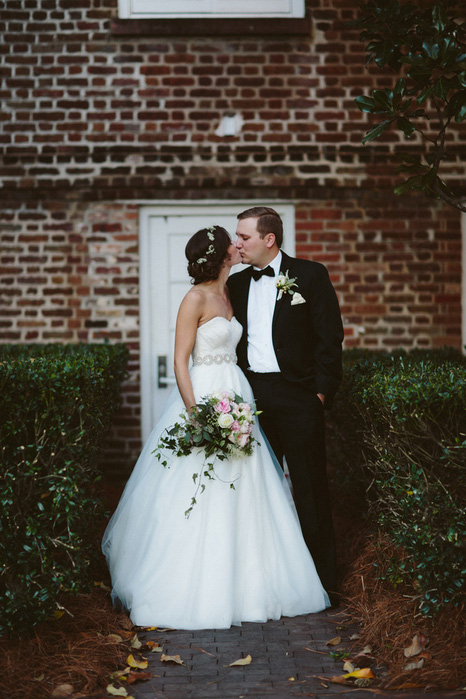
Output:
[{"xmin": 153, "ymin": 390, "xmax": 260, "ymax": 517}]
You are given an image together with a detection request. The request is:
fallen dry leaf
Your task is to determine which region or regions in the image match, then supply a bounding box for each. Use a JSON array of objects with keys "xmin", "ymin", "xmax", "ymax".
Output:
[
  {"xmin": 354, "ymin": 644, "xmax": 373, "ymax": 657},
  {"xmin": 146, "ymin": 640, "xmax": 164, "ymax": 653},
  {"xmin": 193, "ymin": 646, "xmax": 216, "ymax": 657},
  {"xmin": 160, "ymin": 653, "xmax": 185, "ymax": 666},
  {"xmin": 126, "ymin": 671, "xmax": 154, "ymax": 684},
  {"xmin": 328, "ymin": 675, "xmax": 349, "ymax": 685},
  {"xmin": 404, "ymin": 658, "xmax": 425, "ymax": 672},
  {"xmin": 130, "ymin": 634, "xmax": 142, "ymax": 649},
  {"xmin": 109, "ymin": 668, "xmax": 131, "ymax": 680},
  {"xmin": 106, "ymin": 634, "xmax": 124, "ymax": 644},
  {"xmin": 51, "ymin": 684, "xmax": 74, "ymax": 697},
  {"xmin": 229, "ymin": 654, "xmax": 252, "ymax": 666},
  {"xmin": 326, "ymin": 636, "xmax": 341, "ymax": 646},
  {"xmin": 329, "ymin": 667, "xmax": 375, "ymax": 686},
  {"xmin": 118, "ymin": 629, "xmax": 136, "ymax": 639},
  {"xmin": 404, "ymin": 634, "xmax": 423, "ymax": 658},
  {"xmin": 127, "ymin": 653, "xmax": 148, "ymax": 669},
  {"xmin": 343, "ymin": 668, "xmax": 375, "ymax": 680},
  {"xmin": 343, "ymin": 661, "xmax": 355, "ymax": 673},
  {"xmin": 349, "ymin": 633, "xmax": 361, "ymax": 640},
  {"xmin": 94, "ymin": 581, "xmax": 112, "ymax": 592},
  {"xmin": 106, "ymin": 685, "xmax": 129, "ymax": 697},
  {"xmin": 119, "ymin": 615, "xmax": 134, "ymax": 630},
  {"xmin": 288, "ymin": 676, "xmax": 295, "ymax": 681}
]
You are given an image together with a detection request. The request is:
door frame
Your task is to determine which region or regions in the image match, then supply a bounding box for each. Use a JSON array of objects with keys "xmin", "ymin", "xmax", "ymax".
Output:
[{"xmin": 139, "ymin": 201, "xmax": 296, "ymax": 442}]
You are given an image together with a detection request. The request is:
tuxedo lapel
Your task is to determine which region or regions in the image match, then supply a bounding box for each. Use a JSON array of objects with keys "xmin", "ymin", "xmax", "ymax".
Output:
[
  {"xmin": 235, "ymin": 267, "xmax": 253, "ymax": 334},
  {"xmin": 272, "ymin": 251, "xmax": 293, "ymax": 332}
]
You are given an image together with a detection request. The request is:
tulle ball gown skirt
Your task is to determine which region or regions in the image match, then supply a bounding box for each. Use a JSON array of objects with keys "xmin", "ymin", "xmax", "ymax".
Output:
[{"xmin": 102, "ymin": 318, "xmax": 329, "ymax": 629}]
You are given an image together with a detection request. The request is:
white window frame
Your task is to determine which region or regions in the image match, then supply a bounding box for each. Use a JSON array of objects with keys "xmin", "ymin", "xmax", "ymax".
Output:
[{"xmin": 118, "ymin": 0, "xmax": 305, "ymax": 19}]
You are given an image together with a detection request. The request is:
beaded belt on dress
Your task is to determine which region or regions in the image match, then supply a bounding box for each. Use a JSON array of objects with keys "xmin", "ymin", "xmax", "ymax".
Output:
[{"xmin": 192, "ymin": 353, "xmax": 237, "ymax": 366}]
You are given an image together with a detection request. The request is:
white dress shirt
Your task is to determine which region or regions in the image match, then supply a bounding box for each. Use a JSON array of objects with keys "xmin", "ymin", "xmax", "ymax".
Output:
[{"xmin": 247, "ymin": 251, "xmax": 282, "ymax": 372}]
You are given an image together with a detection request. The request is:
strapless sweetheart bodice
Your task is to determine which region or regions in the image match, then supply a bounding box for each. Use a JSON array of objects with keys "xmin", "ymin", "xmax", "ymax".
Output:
[{"xmin": 192, "ymin": 316, "xmax": 243, "ymax": 364}]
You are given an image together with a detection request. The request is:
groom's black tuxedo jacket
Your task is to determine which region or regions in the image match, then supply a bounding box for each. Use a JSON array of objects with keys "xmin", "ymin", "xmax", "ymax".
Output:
[{"xmin": 227, "ymin": 251, "xmax": 344, "ymax": 409}]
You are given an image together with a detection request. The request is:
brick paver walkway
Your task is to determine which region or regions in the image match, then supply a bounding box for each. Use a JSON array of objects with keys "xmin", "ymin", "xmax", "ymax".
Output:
[{"xmin": 124, "ymin": 608, "xmax": 397, "ymax": 699}]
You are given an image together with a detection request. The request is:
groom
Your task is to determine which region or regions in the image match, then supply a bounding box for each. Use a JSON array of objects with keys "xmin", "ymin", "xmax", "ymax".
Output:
[{"xmin": 227, "ymin": 207, "xmax": 344, "ymax": 595}]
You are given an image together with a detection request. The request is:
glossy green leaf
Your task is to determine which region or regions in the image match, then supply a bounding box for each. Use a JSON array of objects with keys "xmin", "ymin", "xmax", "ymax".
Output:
[
  {"xmin": 354, "ymin": 95, "xmax": 377, "ymax": 113},
  {"xmin": 362, "ymin": 118, "xmax": 392, "ymax": 144},
  {"xmin": 433, "ymin": 76, "xmax": 451, "ymax": 101},
  {"xmin": 397, "ymin": 116, "xmax": 415, "ymax": 137}
]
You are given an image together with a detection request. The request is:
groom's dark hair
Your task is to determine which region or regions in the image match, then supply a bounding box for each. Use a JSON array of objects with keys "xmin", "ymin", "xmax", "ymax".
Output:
[{"xmin": 237, "ymin": 207, "xmax": 283, "ymax": 248}]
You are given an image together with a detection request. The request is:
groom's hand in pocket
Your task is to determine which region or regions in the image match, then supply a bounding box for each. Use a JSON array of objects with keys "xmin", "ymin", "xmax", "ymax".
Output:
[{"xmin": 317, "ymin": 393, "xmax": 325, "ymax": 406}]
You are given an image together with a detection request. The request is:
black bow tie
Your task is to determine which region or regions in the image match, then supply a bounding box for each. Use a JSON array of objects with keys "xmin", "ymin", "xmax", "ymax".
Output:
[{"xmin": 251, "ymin": 266, "xmax": 275, "ymax": 282}]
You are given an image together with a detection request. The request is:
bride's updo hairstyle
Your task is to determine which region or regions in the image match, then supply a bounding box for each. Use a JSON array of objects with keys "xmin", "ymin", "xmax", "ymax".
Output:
[{"xmin": 186, "ymin": 225, "xmax": 231, "ymax": 285}]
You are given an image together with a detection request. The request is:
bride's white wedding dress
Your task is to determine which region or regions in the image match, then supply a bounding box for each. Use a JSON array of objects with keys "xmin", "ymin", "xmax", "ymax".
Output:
[{"xmin": 102, "ymin": 316, "xmax": 330, "ymax": 629}]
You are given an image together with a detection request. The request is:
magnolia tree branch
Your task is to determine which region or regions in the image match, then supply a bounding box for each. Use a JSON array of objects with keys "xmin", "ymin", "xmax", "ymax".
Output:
[
  {"xmin": 432, "ymin": 183, "xmax": 466, "ymax": 211},
  {"xmin": 353, "ymin": 0, "xmax": 466, "ymax": 212}
]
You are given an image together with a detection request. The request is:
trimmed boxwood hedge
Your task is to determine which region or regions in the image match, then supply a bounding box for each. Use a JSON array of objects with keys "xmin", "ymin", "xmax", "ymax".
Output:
[
  {"xmin": 0, "ymin": 343, "xmax": 129, "ymax": 637},
  {"xmin": 329, "ymin": 348, "xmax": 466, "ymax": 616}
]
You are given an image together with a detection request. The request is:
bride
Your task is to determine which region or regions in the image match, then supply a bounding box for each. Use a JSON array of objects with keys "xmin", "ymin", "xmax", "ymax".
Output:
[{"xmin": 102, "ymin": 225, "xmax": 330, "ymax": 630}]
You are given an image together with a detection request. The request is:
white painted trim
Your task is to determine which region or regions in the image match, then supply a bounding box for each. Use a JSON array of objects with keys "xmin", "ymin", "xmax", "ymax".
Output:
[
  {"xmin": 118, "ymin": 0, "xmax": 305, "ymax": 18},
  {"xmin": 462, "ymin": 213, "xmax": 466, "ymax": 354},
  {"xmin": 139, "ymin": 202, "xmax": 296, "ymax": 442},
  {"xmin": 138, "ymin": 212, "xmax": 152, "ymax": 442}
]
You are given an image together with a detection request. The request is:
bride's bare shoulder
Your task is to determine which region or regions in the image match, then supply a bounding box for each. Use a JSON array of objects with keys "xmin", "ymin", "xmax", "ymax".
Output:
[
  {"xmin": 178, "ymin": 286, "xmax": 205, "ymax": 317},
  {"xmin": 183, "ymin": 286, "xmax": 206, "ymax": 304}
]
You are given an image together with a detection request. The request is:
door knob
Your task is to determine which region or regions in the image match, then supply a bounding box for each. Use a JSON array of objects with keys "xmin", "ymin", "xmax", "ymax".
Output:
[{"xmin": 157, "ymin": 355, "xmax": 176, "ymax": 388}]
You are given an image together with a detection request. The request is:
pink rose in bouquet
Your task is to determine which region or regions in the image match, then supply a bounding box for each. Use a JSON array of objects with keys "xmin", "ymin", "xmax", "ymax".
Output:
[{"xmin": 214, "ymin": 398, "xmax": 231, "ymax": 413}]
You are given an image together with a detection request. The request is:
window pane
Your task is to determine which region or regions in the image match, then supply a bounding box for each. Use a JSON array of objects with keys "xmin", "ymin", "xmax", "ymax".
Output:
[
  {"xmin": 128, "ymin": 0, "xmax": 212, "ymax": 15},
  {"xmin": 120, "ymin": 0, "xmax": 304, "ymax": 18}
]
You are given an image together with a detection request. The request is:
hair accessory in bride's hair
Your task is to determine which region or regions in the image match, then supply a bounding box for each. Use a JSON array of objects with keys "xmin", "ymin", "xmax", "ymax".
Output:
[
  {"xmin": 196, "ymin": 235, "xmax": 217, "ymax": 264},
  {"xmin": 206, "ymin": 226, "xmax": 216, "ymax": 241}
]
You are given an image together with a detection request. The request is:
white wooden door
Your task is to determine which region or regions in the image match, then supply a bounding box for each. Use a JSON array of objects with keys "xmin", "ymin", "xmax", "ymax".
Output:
[{"xmin": 139, "ymin": 204, "xmax": 296, "ymax": 442}]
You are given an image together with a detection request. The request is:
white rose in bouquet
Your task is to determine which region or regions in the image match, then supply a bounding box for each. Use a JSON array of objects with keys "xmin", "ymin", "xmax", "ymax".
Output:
[{"xmin": 218, "ymin": 412, "xmax": 234, "ymax": 428}]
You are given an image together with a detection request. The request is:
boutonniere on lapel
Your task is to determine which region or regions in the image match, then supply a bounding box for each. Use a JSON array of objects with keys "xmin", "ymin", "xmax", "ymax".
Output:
[{"xmin": 276, "ymin": 270, "xmax": 305, "ymax": 305}]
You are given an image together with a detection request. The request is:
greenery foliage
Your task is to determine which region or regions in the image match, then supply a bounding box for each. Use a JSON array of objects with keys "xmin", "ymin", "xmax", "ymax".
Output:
[
  {"xmin": 0, "ymin": 343, "xmax": 129, "ymax": 637},
  {"xmin": 330, "ymin": 347, "xmax": 466, "ymax": 615},
  {"xmin": 352, "ymin": 0, "xmax": 466, "ymax": 211}
]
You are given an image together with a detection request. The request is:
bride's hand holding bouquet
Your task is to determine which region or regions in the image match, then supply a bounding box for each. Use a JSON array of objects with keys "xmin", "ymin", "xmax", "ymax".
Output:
[{"xmin": 153, "ymin": 390, "xmax": 261, "ymax": 517}]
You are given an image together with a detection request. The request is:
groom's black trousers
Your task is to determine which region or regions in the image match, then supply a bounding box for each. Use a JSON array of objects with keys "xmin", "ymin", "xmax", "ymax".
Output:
[{"xmin": 247, "ymin": 370, "xmax": 337, "ymax": 593}]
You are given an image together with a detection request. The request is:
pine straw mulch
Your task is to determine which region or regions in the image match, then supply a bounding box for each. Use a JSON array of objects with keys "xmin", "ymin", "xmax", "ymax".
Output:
[
  {"xmin": 0, "ymin": 585, "xmax": 136, "ymax": 699},
  {"xmin": 341, "ymin": 532, "xmax": 466, "ymax": 693}
]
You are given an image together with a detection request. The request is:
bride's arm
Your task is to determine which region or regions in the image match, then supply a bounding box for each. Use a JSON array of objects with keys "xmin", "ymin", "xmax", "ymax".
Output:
[{"xmin": 174, "ymin": 290, "xmax": 203, "ymax": 412}]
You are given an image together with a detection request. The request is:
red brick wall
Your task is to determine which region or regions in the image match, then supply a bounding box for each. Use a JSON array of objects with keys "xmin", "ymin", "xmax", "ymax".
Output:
[{"xmin": 1, "ymin": 0, "xmax": 463, "ymax": 477}]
